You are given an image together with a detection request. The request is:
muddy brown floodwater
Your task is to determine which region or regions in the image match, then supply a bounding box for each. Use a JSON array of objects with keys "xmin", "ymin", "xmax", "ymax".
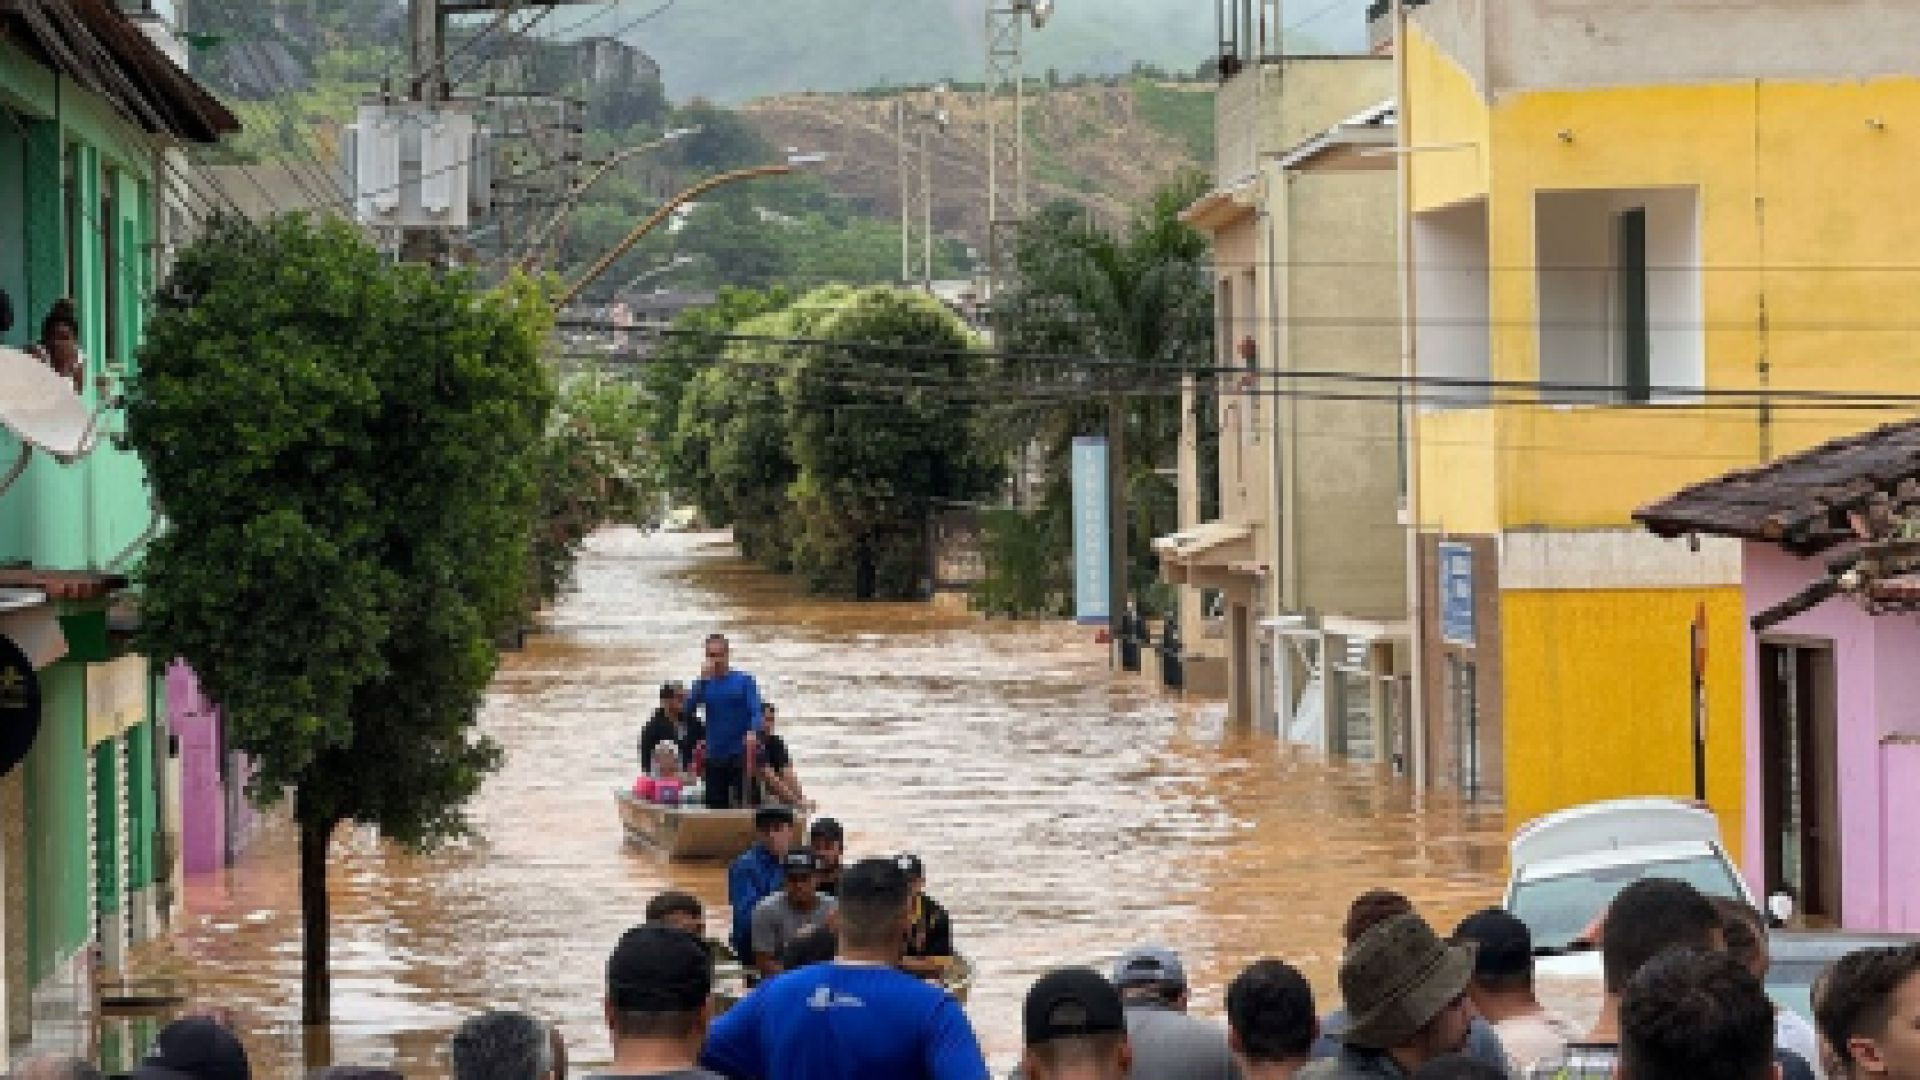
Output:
[{"xmin": 133, "ymin": 529, "xmax": 1509, "ymax": 1077}]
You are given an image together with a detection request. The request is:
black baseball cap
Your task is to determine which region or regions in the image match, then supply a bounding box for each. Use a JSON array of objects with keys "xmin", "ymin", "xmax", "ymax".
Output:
[
  {"xmin": 1024, "ymin": 967, "xmax": 1128, "ymax": 1048},
  {"xmin": 896, "ymin": 853, "xmax": 925, "ymax": 880},
  {"xmin": 1453, "ymin": 907, "xmax": 1533, "ymax": 977},
  {"xmin": 607, "ymin": 924, "xmax": 714, "ymax": 1012},
  {"xmin": 809, "ymin": 817, "xmax": 844, "ymax": 842},
  {"xmin": 659, "ymin": 681, "xmax": 685, "ymax": 699},
  {"xmin": 133, "ymin": 1016, "xmax": 251, "ymax": 1080},
  {"xmin": 753, "ymin": 806, "xmax": 795, "ymax": 830},
  {"xmin": 783, "ymin": 850, "xmax": 822, "ymax": 875}
]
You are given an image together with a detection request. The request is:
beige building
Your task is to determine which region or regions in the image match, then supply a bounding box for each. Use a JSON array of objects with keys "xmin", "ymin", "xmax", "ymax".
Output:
[{"xmin": 1157, "ymin": 15, "xmax": 1408, "ymax": 761}]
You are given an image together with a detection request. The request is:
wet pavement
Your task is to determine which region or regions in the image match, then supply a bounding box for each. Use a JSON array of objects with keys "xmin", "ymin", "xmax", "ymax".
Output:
[{"xmin": 136, "ymin": 528, "xmax": 1509, "ymax": 1076}]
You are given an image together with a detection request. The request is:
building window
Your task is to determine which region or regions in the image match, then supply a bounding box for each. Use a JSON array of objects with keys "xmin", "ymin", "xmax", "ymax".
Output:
[
  {"xmin": 1448, "ymin": 654, "xmax": 1481, "ymax": 799},
  {"xmin": 1615, "ymin": 207, "xmax": 1651, "ymax": 402},
  {"xmin": 101, "ymin": 166, "xmax": 119, "ymax": 364},
  {"xmin": 64, "ymin": 141, "xmax": 82, "ymax": 302},
  {"xmin": 1536, "ymin": 188, "xmax": 1702, "ymax": 403}
]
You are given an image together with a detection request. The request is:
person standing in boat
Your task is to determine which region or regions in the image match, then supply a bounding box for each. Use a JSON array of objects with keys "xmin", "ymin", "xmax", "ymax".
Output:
[
  {"xmin": 727, "ymin": 806, "xmax": 795, "ymax": 962},
  {"xmin": 640, "ymin": 681, "xmax": 704, "ymax": 776},
  {"xmin": 897, "ymin": 853, "xmax": 955, "ymax": 979},
  {"xmin": 687, "ymin": 634, "xmax": 763, "ymax": 809},
  {"xmin": 751, "ymin": 702, "xmax": 808, "ymax": 807}
]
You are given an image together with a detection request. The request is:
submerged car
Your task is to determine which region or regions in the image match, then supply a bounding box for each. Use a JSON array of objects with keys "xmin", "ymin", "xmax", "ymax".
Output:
[
  {"xmin": 1767, "ymin": 929, "xmax": 1920, "ymax": 1023},
  {"xmin": 1506, "ymin": 796, "xmax": 1755, "ymax": 951},
  {"xmin": 1507, "ymin": 798, "xmax": 1754, "ymax": 1026}
]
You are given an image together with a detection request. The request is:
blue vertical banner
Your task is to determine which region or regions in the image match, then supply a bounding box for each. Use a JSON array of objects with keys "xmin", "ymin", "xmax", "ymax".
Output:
[{"xmin": 1072, "ymin": 436, "xmax": 1110, "ymax": 625}]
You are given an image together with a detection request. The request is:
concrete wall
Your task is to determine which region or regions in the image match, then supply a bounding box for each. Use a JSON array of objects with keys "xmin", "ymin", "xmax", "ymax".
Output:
[
  {"xmin": 1742, "ymin": 544, "xmax": 1920, "ymax": 931},
  {"xmin": 1446, "ymin": 0, "xmax": 1920, "ymax": 98},
  {"xmin": 1274, "ymin": 166, "xmax": 1405, "ymax": 621},
  {"xmin": 1215, "ymin": 57, "xmax": 1397, "ymax": 185},
  {"xmin": 1502, "ymin": 581, "xmax": 1748, "ymax": 857}
]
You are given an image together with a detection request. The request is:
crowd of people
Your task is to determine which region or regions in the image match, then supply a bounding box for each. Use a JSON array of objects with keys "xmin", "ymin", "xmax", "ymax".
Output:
[{"xmin": 9, "ymin": 874, "xmax": 1916, "ymax": 1080}]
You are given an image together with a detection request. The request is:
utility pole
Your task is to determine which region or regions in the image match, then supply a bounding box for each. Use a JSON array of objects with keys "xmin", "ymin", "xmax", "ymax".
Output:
[
  {"xmin": 898, "ymin": 88, "xmax": 949, "ymax": 290},
  {"xmin": 983, "ymin": 0, "xmax": 1051, "ymax": 302}
]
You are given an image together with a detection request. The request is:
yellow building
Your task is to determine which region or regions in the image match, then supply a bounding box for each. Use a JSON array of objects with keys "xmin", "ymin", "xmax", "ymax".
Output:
[{"xmin": 1399, "ymin": 0, "xmax": 1920, "ymax": 848}]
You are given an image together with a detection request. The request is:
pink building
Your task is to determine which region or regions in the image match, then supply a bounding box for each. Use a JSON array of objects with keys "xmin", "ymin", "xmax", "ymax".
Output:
[
  {"xmin": 1640, "ymin": 421, "xmax": 1920, "ymax": 932},
  {"xmin": 165, "ymin": 663, "xmax": 260, "ymax": 876}
]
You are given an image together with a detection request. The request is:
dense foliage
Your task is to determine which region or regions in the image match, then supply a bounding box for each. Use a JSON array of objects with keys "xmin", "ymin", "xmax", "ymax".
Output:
[
  {"xmin": 982, "ymin": 176, "xmax": 1216, "ymax": 616},
  {"xmin": 533, "ymin": 374, "xmax": 661, "ymax": 606},
  {"xmin": 126, "ymin": 215, "xmax": 552, "ymax": 1023},
  {"xmin": 664, "ymin": 285, "xmax": 1000, "ymax": 598}
]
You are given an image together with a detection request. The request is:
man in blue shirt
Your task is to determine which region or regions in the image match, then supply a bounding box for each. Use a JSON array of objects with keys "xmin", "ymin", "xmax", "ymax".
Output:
[
  {"xmin": 688, "ymin": 633, "xmax": 763, "ymax": 809},
  {"xmin": 701, "ymin": 858, "xmax": 990, "ymax": 1080},
  {"xmin": 727, "ymin": 807, "xmax": 795, "ymax": 961}
]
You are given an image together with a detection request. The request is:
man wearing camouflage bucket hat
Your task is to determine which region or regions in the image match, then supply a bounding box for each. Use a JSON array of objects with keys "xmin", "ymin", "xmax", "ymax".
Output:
[{"xmin": 1299, "ymin": 913, "xmax": 1481, "ymax": 1080}]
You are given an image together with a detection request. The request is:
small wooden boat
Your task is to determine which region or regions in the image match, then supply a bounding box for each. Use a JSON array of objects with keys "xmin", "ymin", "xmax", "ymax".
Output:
[
  {"xmin": 711, "ymin": 952, "xmax": 976, "ymax": 1013},
  {"xmin": 614, "ymin": 788, "xmax": 806, "ymax": 862}
]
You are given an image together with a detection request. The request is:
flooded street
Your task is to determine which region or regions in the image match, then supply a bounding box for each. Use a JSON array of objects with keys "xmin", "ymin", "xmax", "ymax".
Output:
[{"xmin": 140, "ymin": 529, "xmax": 1508, "ymax": 1076}]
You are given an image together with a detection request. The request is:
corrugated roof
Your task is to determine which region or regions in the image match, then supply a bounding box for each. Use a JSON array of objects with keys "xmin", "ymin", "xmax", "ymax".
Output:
[
  {"xmin": 3, "ymin": 0, "xmax": 240, "ymax": 144},
  {"xmin": 1635, "ymin": 418, "xmax": 1920, "ymax": 555}
]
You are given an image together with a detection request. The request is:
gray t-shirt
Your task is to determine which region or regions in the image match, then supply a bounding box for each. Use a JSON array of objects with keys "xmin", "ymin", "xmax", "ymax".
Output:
[
  {"xmin": 1125, "ymin": 1003, "xmax": 1242, "ymax": 1080},
  {"xmin": 750, "ymin": 891, "xmax": 837, "ymax": 959}
]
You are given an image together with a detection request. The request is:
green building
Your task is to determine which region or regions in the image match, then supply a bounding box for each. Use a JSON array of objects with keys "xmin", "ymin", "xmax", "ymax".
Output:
[{"xmin": 0, "ymin": 0, "xmax": 235, "ymax": 1062}]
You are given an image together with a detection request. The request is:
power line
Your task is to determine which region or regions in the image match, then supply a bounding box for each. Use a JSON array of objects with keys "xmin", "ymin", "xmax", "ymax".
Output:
[{"xmin": 556, "ymin": 318, "xmax": 1920, "ymax": 407}]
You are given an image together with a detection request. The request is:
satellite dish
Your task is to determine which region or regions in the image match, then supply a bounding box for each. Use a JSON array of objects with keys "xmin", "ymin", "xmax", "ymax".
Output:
[{"xmin": 0, "ymin": 346, "xmax": 99, "ymax": 464}]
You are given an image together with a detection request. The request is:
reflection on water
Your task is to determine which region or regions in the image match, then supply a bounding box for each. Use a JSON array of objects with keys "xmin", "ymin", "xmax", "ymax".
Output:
[{"xmin": 134, "ymin": 529, "xmax": 1507, "ymax": 1076}]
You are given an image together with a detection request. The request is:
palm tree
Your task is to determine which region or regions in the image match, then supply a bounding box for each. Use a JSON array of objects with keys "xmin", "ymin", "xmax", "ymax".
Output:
[{"xmin": 988, "ymin": 176, "xmax": 1216, "ymax": 615}]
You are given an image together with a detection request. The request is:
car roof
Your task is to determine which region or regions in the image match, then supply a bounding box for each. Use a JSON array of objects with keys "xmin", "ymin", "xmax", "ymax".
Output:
[
  {"xmin": 1511, "ymin": 798, "xmax": 1722, "ymax": 871},
  {"xmin": 1511, "ymin": 839, "xmax": 1722, "ymax": 884}
]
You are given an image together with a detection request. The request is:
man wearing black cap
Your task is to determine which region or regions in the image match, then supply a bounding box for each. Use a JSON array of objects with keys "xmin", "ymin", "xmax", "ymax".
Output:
[
  {"xmin": 1112, "ymin": 944, "xmax": 1238, "ymax": 1080},
  {"xmin": 751, "ymin": 850, "xmax": 838, "ymax": 977},
  {"xmin": 132, "ymin": 1016, "xmax": 251, "ymax": 1080},
  {"xmin": 595, "ymin": 924, "xmax": 723, "ymax": 1080},
  {"xmin": 726, "ymin": 807, "xmax": 794, "ymax": 960},
  {"xmin": 809, "ymin": 819, "xmax": 845, "ymax": 896},
  {"xmin": 1022, "ymin": 967, "xmax": 1133, "ymax": 1080},
  {"xmin": 1451, "ymin": 909, "xmax": 1578, "ymax": 1073},
  {"xmin": 641, "ymin": 682, "xmax": 704, "ymax": 775},
  {"xmin": 700, "ymin": 858, "xmax": 989, "ymax": 1080},
  {"xmin": 1297, "ymin": 913, "xmax": 1477, "ymax": 1080}
]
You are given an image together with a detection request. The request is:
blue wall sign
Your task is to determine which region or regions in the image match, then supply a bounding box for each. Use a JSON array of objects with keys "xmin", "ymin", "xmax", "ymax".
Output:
[{"xmin": 1439, "ymin": 542, "xmax": 1475, "ymax": 646}]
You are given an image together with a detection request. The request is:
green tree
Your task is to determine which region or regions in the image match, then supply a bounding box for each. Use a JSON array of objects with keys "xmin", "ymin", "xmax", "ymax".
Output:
[
  {"xmin": 648, "ymin": 286, "xmax": 794, "ymax": 482},
  {"xmin": 533, "ymin": 373, "xmax": 660, "ymax": 607},
  {"xmin": 783, "ymin": 287, "xmax": 1001, "ymax": 599},
  {"xmin": 126, "ymin": 215, "xmax": 553, "ymax": 1029},
  {"xmin": 991, "ymin": 177, "xmax": 1215, "ymax": 614}
]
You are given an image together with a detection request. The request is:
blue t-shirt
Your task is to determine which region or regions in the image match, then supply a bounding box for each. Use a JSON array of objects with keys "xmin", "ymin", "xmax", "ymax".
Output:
[
  {"xmin": 700, "ymin": 962, "xmax": 989, "ymax": 1080},
  {"xmin": 728, "ymin": 843, "xmax": 784, "ymax": 959},
  {"xmin": 689, "ymin": 670, "xmax": 763, "ymax": 762}
]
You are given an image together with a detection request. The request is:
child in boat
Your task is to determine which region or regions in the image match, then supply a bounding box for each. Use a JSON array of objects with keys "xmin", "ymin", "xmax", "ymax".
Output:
[{"xmin": 649, "ymin": 742, "xmax": 703, "ymax": 805}]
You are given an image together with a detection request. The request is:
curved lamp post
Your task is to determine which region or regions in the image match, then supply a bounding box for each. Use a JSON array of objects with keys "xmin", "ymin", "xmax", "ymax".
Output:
[
  {"xmin": 556, "ymin": 154, "xmax": 825, "ymax": 309},
  {"xmin": 515, "ymin": 126, "xmax": 700, "ymax": 272}
]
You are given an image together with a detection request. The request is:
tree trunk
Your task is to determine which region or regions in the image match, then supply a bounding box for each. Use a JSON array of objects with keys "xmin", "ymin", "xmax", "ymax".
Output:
[{"xmin": 298, "ymin": 814, "xmax": 337, "ymax": 1031}]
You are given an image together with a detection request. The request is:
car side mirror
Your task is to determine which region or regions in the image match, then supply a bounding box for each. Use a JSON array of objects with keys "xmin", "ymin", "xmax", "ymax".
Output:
[{"xmin": 1768, "ymin": 891, "xmax": 1796, "ymax": 926}]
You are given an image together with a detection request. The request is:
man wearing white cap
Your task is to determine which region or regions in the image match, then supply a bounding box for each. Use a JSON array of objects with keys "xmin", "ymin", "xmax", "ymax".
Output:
[{"xmin": 1112, "ymin": 944, "xmax": 1240, "ymax": 1080}]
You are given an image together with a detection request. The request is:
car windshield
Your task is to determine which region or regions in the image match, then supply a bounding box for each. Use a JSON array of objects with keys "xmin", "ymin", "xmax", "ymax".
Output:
[
  {"xmin": 1511, "ymin": 853, "xmax": 1744, "ymax": 950},
  {"xmin": 1768, "ymin": 961, "xmax": 1821, "ymax": 1023}
]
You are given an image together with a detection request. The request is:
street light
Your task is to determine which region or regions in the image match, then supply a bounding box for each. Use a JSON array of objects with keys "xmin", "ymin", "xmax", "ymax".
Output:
[
  {"xmin": 515, "ymin": 126, "xmax": 701, "ymax": 272},
  {"xmin": 556, "ymin": 152, "xmax": 827, "ymax": 308}
]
